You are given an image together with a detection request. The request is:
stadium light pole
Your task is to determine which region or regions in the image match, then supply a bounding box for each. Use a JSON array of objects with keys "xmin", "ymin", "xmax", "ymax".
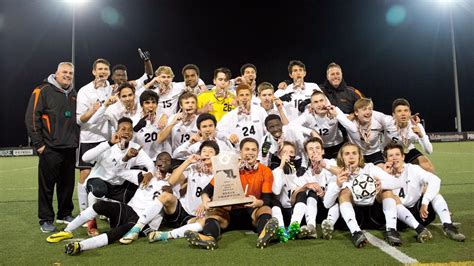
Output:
[{"xmin": 439, "ymin": 0, "xmax": 462, "ymax": 132}]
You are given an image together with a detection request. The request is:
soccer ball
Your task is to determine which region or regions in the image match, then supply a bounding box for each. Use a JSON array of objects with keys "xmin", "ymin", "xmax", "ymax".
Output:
[{"xmin": 351, "ymin": 174, "xmax": 377, "ymax": 200}]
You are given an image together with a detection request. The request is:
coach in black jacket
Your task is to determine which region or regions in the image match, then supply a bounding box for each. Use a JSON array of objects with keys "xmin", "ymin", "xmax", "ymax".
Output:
[{"xmin": 25, "ymin": 62, "xmax": 79, "ymax": 232}]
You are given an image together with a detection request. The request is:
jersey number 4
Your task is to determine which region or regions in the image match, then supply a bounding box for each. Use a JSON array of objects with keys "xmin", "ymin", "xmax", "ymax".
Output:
[
  {"xmin": 242, "ymin": 125, "xmax": 256, "ymax": 137},
  {"xmin": 398, "ymin": 188, "xmax": 405, "ymax": 198}
]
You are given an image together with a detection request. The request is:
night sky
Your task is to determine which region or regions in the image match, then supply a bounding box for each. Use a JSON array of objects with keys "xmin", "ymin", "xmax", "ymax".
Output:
[{"xmin": 1, "ymin": 0, "xmax": 473, "ymax": 148}]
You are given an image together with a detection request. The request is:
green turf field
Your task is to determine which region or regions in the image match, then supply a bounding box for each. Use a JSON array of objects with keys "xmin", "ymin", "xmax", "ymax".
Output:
[{"xmin": 0, "ymin": 142, "xmax": 472, "ymax": 265}]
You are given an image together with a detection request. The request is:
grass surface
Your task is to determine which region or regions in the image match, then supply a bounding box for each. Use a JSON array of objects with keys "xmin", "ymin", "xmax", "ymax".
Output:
[{"xmin": 0, "ymin": 142, "xmax": 472, "ymax": 265}]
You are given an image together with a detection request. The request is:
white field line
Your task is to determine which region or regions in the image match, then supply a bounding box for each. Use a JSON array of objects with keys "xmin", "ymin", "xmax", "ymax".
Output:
[
  {"xmin": 0, "ymin": 187, "xmax": 36, "ymax": 191},
  {"xmin": 0, "ymin": 166, "xmax": 36, "ymax": 173},
  {"xmin": 431, "ymin": 222, "xmax": 461, "ymax": 226},
  {"xmin": 364, "ymin": 230, "xmax": 418, "ymax": 265}
]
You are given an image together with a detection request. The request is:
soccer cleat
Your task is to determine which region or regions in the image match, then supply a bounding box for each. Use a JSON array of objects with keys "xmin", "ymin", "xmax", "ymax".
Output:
[
  {"xmin": 275, "ymin": 226, "xmax": 289, "ymax": 243},
  {"xmin": 298, "ymin": 224, "xmax": 317, "ymax": 239},
  {"xmin": 65, "ymin": 242, "xmax": 81, "ymax": 255},
  {"xmin": 321, "ymin": 219, "xmax": 334, "ymax": 240},
  {"xmin": 416, "ymin": 228, "xmax": 433, "ymax": 243},
  {"xmin": 287, "ymin": 221, "xmax": 300, "ymax": 240},
  {"xmin": 148, "ymin": 231, "xmax": 170, "ymax": 243},
  {"xmin": 256, "ymin": 217, "xmax": 279, "ymax": 249},
  {"xmin": 87, "ymin": 219, "xmax": 99, "ymax": 237},
  {"xmin": 46, "ymin": 231, "xmax": 74, "ymax": 243},
  {"xmin": 56, "ymin": 216, "xmax": 75, "ymax": 224},
  {"xmin": 40, "ymin": 221, "xmax": 57, "ymax": 233},
  {"xmin": 384, "ymin": 228, "xmax": 402, "ymax": 246},
  {"xmin": 443, "ymin": 223, "xmax": 466, "ymax": 242},
  {"xmin": 185, "ymin": 230, "xmax": 217, "ymax": 250},
  {"xmin": 119, "ymin": 226, "xmax": 141, "ymax": 245},
  {"xmin": 352, "ymin": 231, "xmax": 367, "ymax": 248}
]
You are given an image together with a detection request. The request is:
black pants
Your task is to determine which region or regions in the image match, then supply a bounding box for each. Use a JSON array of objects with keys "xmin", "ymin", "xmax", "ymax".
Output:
[
  {"xmin": 38, "ymin": 147, "xmax": 76, "ymax": 225},
  {"xmin": 93, "ymin": 201, "xmax": 139, "ymax": 243},
  {"xmin": 86, "ymin": 178, "xmax": 138, "ymax": 204}
]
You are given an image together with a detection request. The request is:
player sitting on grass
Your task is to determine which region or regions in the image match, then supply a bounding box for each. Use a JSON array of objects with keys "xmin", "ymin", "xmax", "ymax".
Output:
[
  {"xmin": 383, "ymin": 143, "xmax": 465, "ymax": 242},
  {"xmin": 46, "ymin": 170, "xmax": 164, "ymax": 256},
  {"xmin": 185, "ymin": 137, "xmax": 278, "ymax": 250},
  {"xmin": 119, "ymin": 141, "xmax": 220, "ymax": 244},
  {"xmin": 324, "ymin": 143, "xmax": 403, "ymax": 247}
]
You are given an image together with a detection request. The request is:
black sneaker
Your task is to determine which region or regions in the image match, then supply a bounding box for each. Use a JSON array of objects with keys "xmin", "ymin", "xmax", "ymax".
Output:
[
  {"xmin": 416, "ymin": 227, "xmax": 433, "ymax": 243},
  {"xmin": 185, "ymin": 230, "xmax": 218, "ymax": 250},
  {"xmin": 352, "ymin": 231, "xmax": 367, "ymax": 248},
  {"xmin": 384, "ymin": 228, "xmax": 402, "ymax": 246},
  {"xmin": 65, "ymin": 242, "xmax": 81, "ymax": 255},
  {"xmin": 256, "ymin": 217, "xmax": 278, "ymax": 249},
  {"xmin": 57, "ymin": 216, "xmax": 75, "ymax": 224},
  {"xmin": 40, "ymin": 221, "xmax": 57, "ymax": 233},
  {"xmin": 443, "ymin": 223, "xmax": 466, "ymax": 242}
]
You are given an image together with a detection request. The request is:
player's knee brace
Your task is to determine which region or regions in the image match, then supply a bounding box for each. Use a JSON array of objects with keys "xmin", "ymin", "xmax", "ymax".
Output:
[
  {"xmin": 86, "ymin": 178, "xmax": 108, "ymax": 198},
  {"xmin": 295, "ymin": 191, "xmax": 308, "ymax": 203},
  {"xmin": 203, "ymin": 218, "xmax": 221, "ymax": 240}
]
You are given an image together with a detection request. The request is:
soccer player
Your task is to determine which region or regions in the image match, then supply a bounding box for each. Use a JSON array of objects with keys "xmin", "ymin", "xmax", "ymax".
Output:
[
  {"xmin": 181, "ymin": 64, "xmax": 207, "ymax": 95},
  {"xmin": 274, "ymin": 60, "xmax": 322, "ymax": 119},
  {"xmin": 338, "ymin": 98, "xmax": 396, "ymax": 167},
  {"xmin": 231, "ymin": 63, "xmax": 257, "ymax": 95},
  {"xmin": 25, "ymin": 62, "xmax": 79, "ymax": 232},
  {"xmin": 82, "ymin": 117, "xmax": 155, "ymax": 235},
  {"xmin": 384, "ymin": 98, "xmax": 435, "ymax": 173},
  {"xmin": 46, "ymin": 171, "xmax": 165, "ymax": 256},
  {"xmin": 185, "ymin": 138, "xmax": 278, "ymax": 250},
  {"xmin": 76, "ymin": 58, "xmax": 116, "ymax": 225},
  {"xmin": 324, "ymin": 143, "xmax": 403, "ymax": 247},
  {"xmin": 131, "ymin": 90, "xmax": 171, "ymax": 159},
  {"xmin": 119, "ymin": 141, "xmax": 220, "ymax": 244},
  {"xmin": 254, "ymin": 82, "xmax": 290, "ymax": 125},
  {"xmin": 197, "ymin": 67, "xmax": 235, "ymax": 122},
  {"xmin": 290, "ymin": 91, "xmax": 354, "ymax": 159},
  {"xmin": 157, "ymin": 92, "xmax": 199, "ymax": 151},
  {"xmin": 217, "ymin": 84, "xmax": 268, "ymax": 147},
  {"xmin": 173, "ymin": 113, "xmax": 234, "ymax": 160},
  {"xmin": 384, "ymin": 143, "xmax": 465, "ymax": 242}
]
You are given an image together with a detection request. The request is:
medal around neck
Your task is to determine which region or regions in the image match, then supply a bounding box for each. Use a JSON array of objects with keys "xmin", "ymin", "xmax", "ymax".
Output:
[{"xmin": 207, "ymin": 152, "xmax": 253, "ymax": 207}]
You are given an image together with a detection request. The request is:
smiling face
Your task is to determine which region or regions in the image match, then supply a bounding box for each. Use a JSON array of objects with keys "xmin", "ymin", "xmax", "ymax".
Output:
[
  {"xmin": 55, "ymin": 64, "xmax": 74, "ymax": 89},
  {"xmin": 180, "ymin": 96, "xmax": 197, "ymax": 114},
  {"xmin": 240, "ymin": 141, "xmax": 259, "ymax": 165},
  {"xmin": 119, "ymin": 87, "xmax": 135, "ymax": 109},
  {"xmin": 116, "ymin": 121, "xmax": 133, "ymax": 142},
  {"xmin": 242, "ymin": 67, "xmax": 256, "ymax": 85},
  {"xmin": 310, "ymin": 93, "xmax": 330, "ymax": 115},
  {"xmin": 155, "ymin": 153, "xmax": 171, "ymax": 173},
  {"xmin": 355, "ymin": 104, "xmax": 373, "ymax": 124},
  {"xmin": 385, "ymin": 147, "xmax": 405, "ymax": 170},
  {"xmin": 327, "ymin": 66, "xmax": 342, "ymax": 88},
  {"xmin": 198, "ymin": 119, "xmax": 216, "ymax": 139},
  {"xmin": 184, "ymin": 69, "xmax": 199, "ymax": 88},
  {"xmin": 92, "ymin": 62, "xmax": 110, "ymax": 80},
  {"xmin": 112, "ymin": 69, "xmax": 128, "ymax": 85},
  {"xmin": 266, "ymin": 118, "xmax": 283, "ymax": 139}
]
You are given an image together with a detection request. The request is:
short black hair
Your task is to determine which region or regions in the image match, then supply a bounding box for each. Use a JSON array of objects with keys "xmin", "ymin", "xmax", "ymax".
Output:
[
  {"xmin": 181, "ymin": 64, "xmax": 200, "ymax": 77},
  {"xmin": 288, "ymin": 60, "xmax": 306, "ymax": 74},
  {"xmin": 303, "ymin": 137, "xmax": 324, "ymax": 153},
  {"xmin": 155, "ymin": 151, "xmax": 171, "ymax": 161},
  {"xmin": 117, "ymin": 82, "xmax": 135, "ymax": 95},
  {"xmin": 240, "ymin": 63, "xmax": 257, "ymax": 76},
  {"xmin": 196, "ymin": 113, "xmax": 217, "ymax": 129},
  {"xmin": 240, "ymin": 137, "xmax": 259, "ymax": 150},
  {"xmin": 383, "ymin": 143, "xmax": 405, "ymax": 158},
  {"xmin": 213, "ymin": 67, "xmax": 232, "ymax": 80},
  {"xmin": 264, "ymin": 114, "xmax": 281, "ymax": 127},
  {"xmin": 112, "ymin": 64, "xmax": 127, "ymax": 73},
  {"xmin": 392, "ymin": 98, "xmax": 411, "ymax": 113},
  {"xmin": 139, "ymin": 90, "xmax": 159, "ymax": 106},
  {"xmin": 199, "ymin": 140, "xmax": 220, "ymax": 155},
  {"xmin": 117, "ymin": 117, "xmax": 133, "ymax": 127}
]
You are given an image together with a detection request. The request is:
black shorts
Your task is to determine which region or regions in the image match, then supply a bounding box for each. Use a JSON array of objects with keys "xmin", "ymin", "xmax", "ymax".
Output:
[
  {"xmin": 404, "ymin": 148, "xmax": 423, "ymax": 163},
  {"xmin": 323, "ymin": 142, "xmax": 344, "ymax": 159},
  {"xmin": 364, "ymin": 151, "xmax": 385, "ymax": 165},
  {"xmin": 353, "ymin": 200, "xmax": 386, "ymax": 230},
  {"xmin": 226, "ymin": 207, "xmax": 255, "ymax": 232},
  {"xmin": 86, "ymin": 178, "xmax": 138, "ymax": 204},
  {"xmin": 92, "ymin": 201, "xmax": 139, "ymax": 243},
  {"xmin": 163, "ymin": 200, "xmax": 194, "ymax": 228},
  {"xmin": 76, "ymin": 141, "xmax": 103, "ymax": 169},
  {"xmin": 408, "ymin": 198, "xmax": 436, "ymax": 227}
]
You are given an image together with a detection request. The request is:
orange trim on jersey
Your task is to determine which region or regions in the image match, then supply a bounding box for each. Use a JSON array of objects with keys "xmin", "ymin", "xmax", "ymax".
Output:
[
  {"xmin": 41, "ymin": 114, "xmax": 51, "ymax": 134},
  {"xmin": 32, "ymin": 88, "xmax": 42, "ymax": 132}
]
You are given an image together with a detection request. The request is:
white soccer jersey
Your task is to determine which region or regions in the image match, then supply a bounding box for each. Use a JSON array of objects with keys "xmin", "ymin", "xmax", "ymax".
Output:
[
  {"xmin": 251, "ymin": 97, "xmax": 293, "ymax": 119},
  {"xmin": 152, "ymin": 82, "xmax": 185, "ymax": 117},
  {"xmin": 82, "ymin": 141, "xmax": 156, "ymax": 186},
  {"xmin": 167, "ymin": 114, "xmax": 199, "ymax": 151},
  {"xmin": 179, "ymin": 166, "xmax": 213, "ymax": 216},
  {"xmin": 383, "ymin": 120, "xmax": 433, "ymax": 154},
  {"xmin": 76, "ymin": 81, "xmax": 113, "ymax": 143},
  {"xmin": 172, "ymin": 137, "xmax": 235, "ymax": 160},
  {"xmin": 131, "ymin": 113, "xmax": 171, "ymax": 160},
  {"xmin": 89, "ymin": 101, "xmax": 142, "ymax": 131},
  {"xmin": 274, "ymin": 82, "xmax": 321, "ymax": 117},
  {"xmin": 217, "ymin": 105, "xmax": 268, "ymax": 148},
  {"xmin": 300, "ymin": 168, "xmax": 336, "ymax": 192},
  {"xmin": 392, "ymin": 163, "xmax": 441, "ymax": 208},
  {"xmin": 127, "ymin": 178, "xmax": 168, "ymax": 230},
  {"xmin": 343, "ymin": 111, "xmax": 396, "ymax": 155},
  {"xmin": 272, "ymin": 168, "xmax": 306, "ymax": 208}
]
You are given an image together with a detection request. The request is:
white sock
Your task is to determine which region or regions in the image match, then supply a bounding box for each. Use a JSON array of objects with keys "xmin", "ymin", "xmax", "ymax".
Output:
[
  {"xmin": 383, "ymin": 198, "xmax": 398, "ymax": 230},
  {"xmin": 80, "ymin": 233, "xmax": 108, "ymax": 251},
  {"xmin": 340, "ymin": 202, "xmax": 360, "ymax": 234},
  {"xmin": 290, "ymin": 202, "xmax": 306, "ymax": 225},
  {"xmin": 327, "ymin": 203, "xmax": 340, "ymax": 226},
  {"xmin": 305, "ymin": 197, "xmax": 317, "ymax": 227},
  {"xmin": 65, "ymin": 206, "xmax": 97, "ymax": 232},
  {"xmin": 431, "ymin": 194, "xmax": 452, "ymax": 224},
  {"xmin": 138, "ymin": 199, "xmax": 164, "ymax": 225},
  {"xmin": 77, "ymin": 183, "xmax": 88, "ymax": 211},
  {"xmin": 87, "ymin": 192, "xmax": 98, "ymax": 208},
  {"xmin": 272, "ymin": 206, "xmax": 285, "ymax": 227},
  {"xmin": 397, "ymin": 204, "xmax": 419, "ymax": 229},
  {"xmin": 170, "ymin": 222, "xmax": 203, "ymax": 239}
]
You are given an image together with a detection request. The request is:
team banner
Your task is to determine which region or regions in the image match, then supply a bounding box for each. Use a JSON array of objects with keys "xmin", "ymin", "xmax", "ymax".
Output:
[
  {"xmin": 0, "ymin": 147, "xmax": 35, "ymax": 157},
  {"xmin": 427, "ymin": 132, "xmax": 474, "ymax": 142}
]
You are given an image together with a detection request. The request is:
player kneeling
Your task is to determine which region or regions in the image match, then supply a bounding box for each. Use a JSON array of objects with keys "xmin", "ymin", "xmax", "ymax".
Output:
[
  {"xmin": 384, "ymin": 143, "xmax": 465, "ymax": 242},
  {"xmin": 325, "ymin": 143, "xmax": 403, "ymax": 247}
]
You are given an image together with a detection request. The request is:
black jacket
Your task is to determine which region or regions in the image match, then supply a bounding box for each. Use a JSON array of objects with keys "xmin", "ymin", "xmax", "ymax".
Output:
[
  {"xmin": 25, "ymin": 78, "xmax": 79, "ymax": 150},
  {"xmin": 320, "ymin": 80, "xmax": 363, "ymax": 114}
]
